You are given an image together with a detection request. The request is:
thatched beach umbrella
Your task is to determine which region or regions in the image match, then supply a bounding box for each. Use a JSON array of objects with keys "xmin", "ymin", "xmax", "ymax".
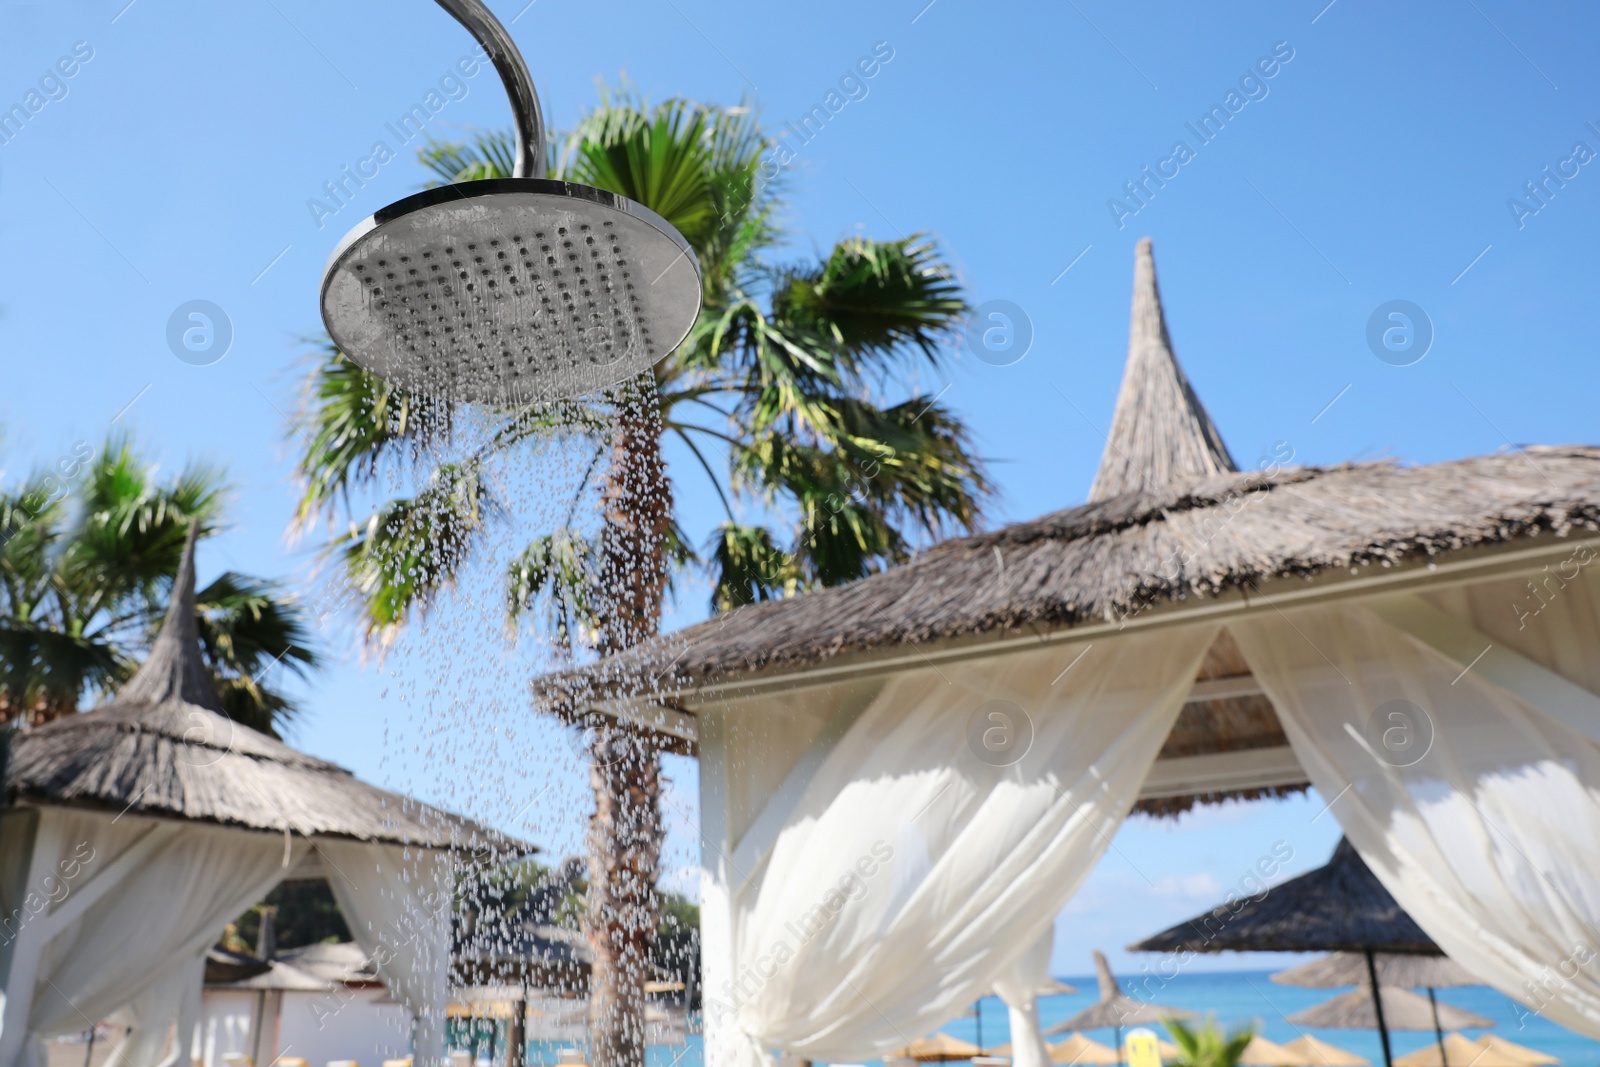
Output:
[
  {"xmin": 1285, "ymin": 1035, "xmax": 1369, "ymax": 1067},
  {"xmin": 1275, "ymin": 955, "xmax": 1477, "ymax": 990},
  {"xmin": 1287, "ymin": 986, "xmax": 1491, "ymax": 1034},
  {"xmin": 991, "ymin": 1033, "xmax": 1121, "ymax": 1066},
  {"xmin": 1275, "ymin": 953, "xmax": 1481, "ymax": 1067},
  {"xmin": 1391, "ymin": 1035, "xmax": 1521, "ymax": 1067},
  {"xmin": 1043, "ymin": 952, "xmax": 1194, "ymax": 1062},
  {"xmin": 1475, "ymin": 1037, "xmax": 1558, "ymax": 1066},
  {"xmin": 1132, "ymin": 839, "xmax": 1448, "ymax": 1067},
  {"xmin": 1238, "ymin": 1036, "xmax": 1314, "ymax": 1067},
  {"xmin": 1051, "ymin": 1033, "xmax": 1121, "ymax": 1066},
  {"xmin": 894, "ymin": 1032, "xmax": 984, "ymax": 1061}
]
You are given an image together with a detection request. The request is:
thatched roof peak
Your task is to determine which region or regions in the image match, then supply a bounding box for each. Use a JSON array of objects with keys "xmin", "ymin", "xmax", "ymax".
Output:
[
  {"xmin": 118, "ymin": 524, "xmax": 223, "ymax": 713},
  {"xmin": 1089, "ymin": 238, "xmax": 1236, "ymax": 501}
]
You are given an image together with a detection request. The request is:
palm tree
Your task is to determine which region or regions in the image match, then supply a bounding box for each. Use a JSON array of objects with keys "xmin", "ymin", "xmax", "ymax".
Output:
[
  {"xmin": 1165, "ymin": 1018, "xmax": 1255, "ymax": 1067},
  {"xmin": 0, "ymin": 436, "xmax": 315, "ymax": 733},
  {"xmin": 290, "ymin": 90, "xmax": 989, "ymax": 1067}
]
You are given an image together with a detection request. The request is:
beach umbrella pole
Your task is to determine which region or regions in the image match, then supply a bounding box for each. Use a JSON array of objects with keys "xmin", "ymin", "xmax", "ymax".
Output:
[
  {"xmin": 1427, "ymin": 988, "xmax": 1447, "ymax": 1067},
  {"xmin": 1364, "ymin": 951, "xmax": 1394, "ymax": 1067}
]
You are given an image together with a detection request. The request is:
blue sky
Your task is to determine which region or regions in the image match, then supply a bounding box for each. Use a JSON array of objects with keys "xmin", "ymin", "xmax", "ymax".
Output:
[{"xmin": 2, "ymin": 0, "xmax": 1596, "ymax": 973}]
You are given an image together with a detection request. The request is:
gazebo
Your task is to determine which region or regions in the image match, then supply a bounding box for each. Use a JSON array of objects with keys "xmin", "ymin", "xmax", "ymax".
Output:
[
  {"xmin": 539, "ymin": 239, "xmax": 1600, "ymax": 1067},
  {"xmin": 0, "ymin": 531, "xmax": 522, "ymax": 1067}
]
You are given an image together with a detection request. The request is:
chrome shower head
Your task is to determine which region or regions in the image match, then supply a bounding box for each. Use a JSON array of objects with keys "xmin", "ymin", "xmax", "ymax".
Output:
[
  {"xmin": 321, "ymin": 180, "xmax": 700, "ymax": 405},
  {"xmin": 319, "ymin": 0, "xmax": 702, "ymax": 406}
]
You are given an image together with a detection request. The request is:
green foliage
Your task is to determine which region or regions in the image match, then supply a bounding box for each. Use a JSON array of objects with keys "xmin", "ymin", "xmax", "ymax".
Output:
[
  {"xmin": 230, "ymin": 881, "xmax": 353, "ymax": 951},
  {"xmin": 1164, "ymin": 1018, "xmax": 1256, "ymax": 1067},
  {"xmin": 654, "ymin": 890, "xmax": 701, "ymax": 996},
  {"xmin": 292, "ymin": 86, "xmax": 990, "ymax": 654},
  {"xmin": 0, "ymin": 435, "xmax": 315, "ymax": 731}
]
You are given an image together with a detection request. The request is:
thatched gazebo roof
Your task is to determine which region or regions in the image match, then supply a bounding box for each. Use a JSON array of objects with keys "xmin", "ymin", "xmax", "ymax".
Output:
[
  {"xmin": 1130, "ymin": 838, "xmax": 1437, "ymax": 955},
  {"xmin": 537, "ymin": 240, "xmax": 1600, "ymax": 813},
  {"xmin": 5, "ymin": 530, "xmax": 514, "ymax": 851},
  {"xmin": 549, "ymin": 442, "xmax": 1600, "ymax": 693},
  {"xmin": 542, "ymin": 242, "xmax": 1600, "ymax": 693}
]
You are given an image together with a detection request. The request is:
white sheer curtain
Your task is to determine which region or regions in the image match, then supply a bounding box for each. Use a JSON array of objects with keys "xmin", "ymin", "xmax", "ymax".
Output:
[
  {"xmin": 1232, "ymin": 598, "xmax": 1600, "ymax": 1036},
  {"xmin": 320, "ymin": 841, "xmax": 453, "ymax": 1067},
  {"xmin": 102, "ymin": 951, "xmax": 207, "ymax": 1067},
  {"xmin": 992, "ymin": 926, "xmax": 1055, "ymax": 1067},
  {"xmin": 702, "ymin": 626, "xmax": 1218, "ymax": 1067},
  {"xmin": 0, "ymin": 809, "xmax": 299, "ymax": 1067}
]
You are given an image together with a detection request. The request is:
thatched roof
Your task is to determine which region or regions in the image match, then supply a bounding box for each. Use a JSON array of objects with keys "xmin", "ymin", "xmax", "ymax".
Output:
[
  {"xmin": 1090, "ymin": 237, "xmax": 1236, "ymax": 500},
  {"xmin": 532, "ymin": 240, "xmax": 1599, "ymax": 820},
  {"xmin": 1042, "ymin": 951, "xmax": 1194, "ymax": 1034},
  {"xmin": 1274, "ymin": 953, "xmax": 1478, "ymax": 990},
  {"xmin": 6, "ymin": 529, "xmax": 516, "ymax": 852},
  {"xmin": 1130, "ymin": 838, "xmax": 1438, "ymax": 955},
  {"xmin": 546, "ymin": 444, "xmax": 1600, "ymax": 705},
  {"xmin": 1287, "ymin": 987, "xmax": 1492, "ymax": 1032},
  {"xmin": 535, "ymin": 241, "xmax": 1600, "ymax": 711}
]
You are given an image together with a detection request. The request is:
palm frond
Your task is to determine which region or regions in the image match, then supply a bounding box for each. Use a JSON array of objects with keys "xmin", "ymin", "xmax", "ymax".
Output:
[
  {"xmin": 768, "ymin": 235, "xmax": 967, "ymax": 379},
  {"xmin": 292, "ymin": 344, "xmax": 451, "ymax": 532},
  {"xmin": 506, "ymin": 531, "xmax": 603, "ymax": 648},
  {"xmin": 419, "ymin": 129, "xmax": 519, "ymax": 184},
  {"xmin": 337, "ymin": 462, "xmax": 490, "ymax": 641},
  {"xmin": 706, "ymin": 522, "xmax": 796, "ymax": 612},
  {"xmin": 1163, "ymin": 1018, "xmax": 1255, "ymax": 1067},
  {"xmin": 196, "ymin": 572, "xmax": 317, "ymax": 732}
]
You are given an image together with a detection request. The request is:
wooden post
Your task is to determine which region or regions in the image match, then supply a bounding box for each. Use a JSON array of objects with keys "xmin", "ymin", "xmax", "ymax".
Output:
[{"xmin": 506, "ymin": 987, "xmax": 526, "ymax": 1067}]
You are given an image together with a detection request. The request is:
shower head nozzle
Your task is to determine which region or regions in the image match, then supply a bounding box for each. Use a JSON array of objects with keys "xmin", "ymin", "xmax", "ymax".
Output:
[
  {"xmin": 321, "ymin": 179, "xmax": 702, "ymax": 406},
  {"xmin": 319, "ymin": 0, "xmax": 703, "ymax": 406}
]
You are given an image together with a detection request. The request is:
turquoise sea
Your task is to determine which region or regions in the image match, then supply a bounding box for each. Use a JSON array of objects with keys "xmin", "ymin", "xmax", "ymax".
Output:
[{"xmin": 589, "ymin": 968, "xmax": 1600, "ymax": 1067}]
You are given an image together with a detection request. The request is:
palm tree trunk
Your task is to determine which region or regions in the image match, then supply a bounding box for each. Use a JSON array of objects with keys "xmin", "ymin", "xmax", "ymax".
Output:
[{"xmin": 585, "ymin": 379, "xmax": 672, "ymax": 1067}]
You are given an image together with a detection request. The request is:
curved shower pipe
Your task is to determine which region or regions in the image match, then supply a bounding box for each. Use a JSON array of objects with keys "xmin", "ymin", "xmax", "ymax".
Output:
[{"xmin": 432, "ymin": 0, "xmax": 545, "ymax": 178}]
